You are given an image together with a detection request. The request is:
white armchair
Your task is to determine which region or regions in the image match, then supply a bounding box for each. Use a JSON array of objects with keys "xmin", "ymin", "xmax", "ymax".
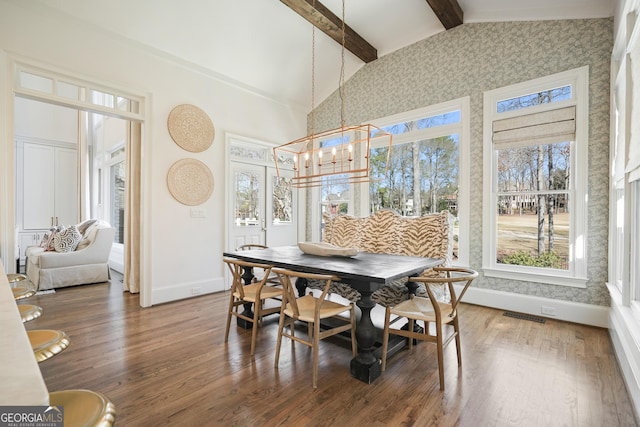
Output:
[{"xmin": 25, "ymin": 221, "xmax": 115, "ymax": 291}]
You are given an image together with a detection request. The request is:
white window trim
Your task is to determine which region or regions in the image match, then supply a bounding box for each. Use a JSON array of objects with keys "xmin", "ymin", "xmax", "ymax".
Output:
[
  {"xmin": 631, "ymin": 182, "xmax": 640, "ymax": 306},
  {"xmin": 482, "ymin": 66, "xmax": 589, "ymax": 288},
  {"xmin": 314, "ymin": 97, "xmax": 471, "ymax": 265}
]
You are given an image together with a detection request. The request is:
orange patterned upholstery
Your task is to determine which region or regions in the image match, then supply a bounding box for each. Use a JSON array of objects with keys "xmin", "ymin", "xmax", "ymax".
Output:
[
  {"xmin": 313, "ymin": 209, "xmax": 453, "ymax": 306},
  {"xmin": 323, "ymin": 210, "xmax": 452, "ymax": 266}
]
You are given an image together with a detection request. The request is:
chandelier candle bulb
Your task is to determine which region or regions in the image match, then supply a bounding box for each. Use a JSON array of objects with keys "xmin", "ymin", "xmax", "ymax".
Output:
[{"xmin": 273, "ymin": 124, "xmax": 392, "ymax": 188}]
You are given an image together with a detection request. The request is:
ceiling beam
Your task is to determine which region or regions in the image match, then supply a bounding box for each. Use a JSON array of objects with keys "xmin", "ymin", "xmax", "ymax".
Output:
[
  {"xmin": 425, "ymin": 0, "xmax": 463, "ymax": 29},
  {"xmin": 280, "ymin": 0, "xmax": 377, "ymax": 63}
]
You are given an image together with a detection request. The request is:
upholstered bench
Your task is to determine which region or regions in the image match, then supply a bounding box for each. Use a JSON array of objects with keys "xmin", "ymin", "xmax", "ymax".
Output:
[{"xmin": 308, "ymin": 209, "xmax": 453, "ymax": 307}]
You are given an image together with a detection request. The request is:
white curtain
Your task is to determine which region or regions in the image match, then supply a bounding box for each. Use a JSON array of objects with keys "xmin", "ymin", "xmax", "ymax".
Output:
[{"xmin": 123, "ymin": 122, "xmax": 141, "ymax": 294}]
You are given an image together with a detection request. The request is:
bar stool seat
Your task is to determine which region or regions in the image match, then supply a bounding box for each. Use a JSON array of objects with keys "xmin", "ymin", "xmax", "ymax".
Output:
[
  {"xmin": 18, "ymin": 304, "xmax": 43, "ymax": 323},
  {"xmin": 7, "ymin": 273, "xmax": 28, "ymax": 285},
  {"xmin": 49, "ymin": 389, "xmax": 116, "ymax": 427},
  {"xmin": 13, "ymin": 286, "xmax": 36, "ymax": 300},
  {"xmin": 27, "ymin": 329, "xmax": 70, "ymax": 362}
]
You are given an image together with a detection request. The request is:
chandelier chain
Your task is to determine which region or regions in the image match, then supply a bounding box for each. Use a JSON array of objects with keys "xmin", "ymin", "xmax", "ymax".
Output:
[
  {"xmin": 310, "ymin": 0, "xmax": 316, "ymax": 137},
  {"xmin": 340, "ymin": 0, "xmax": 346, "ymax": 128}
]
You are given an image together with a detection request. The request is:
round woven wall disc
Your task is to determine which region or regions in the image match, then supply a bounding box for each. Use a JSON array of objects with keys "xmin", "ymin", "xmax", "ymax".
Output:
[
  {"xmin": 167, "ymin": 104, "xmax": 215, "ymax": 152},
  {"xmin": 166, "ymin": 158, "xmax": 214, "ymax": 206}
]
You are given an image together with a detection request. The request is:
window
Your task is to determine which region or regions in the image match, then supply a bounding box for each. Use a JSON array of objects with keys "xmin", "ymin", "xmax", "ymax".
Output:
[
  {"xmin": 627, "ymin": 35, "xmax": 640, "ymax": 309},
  {"xmin": 610, "ymin": 73, "xmax": 627, "ymax": 293},
  {"xmin": 272, "ymin": 176, "xmax": 293, "ymax": 224},
  {"xmin": 104, "ymin": 136, "xmax": 126, "ymax": 246},
  {"xmin": 16, "ymin": 65, "xmax": 142, "ymax": 118},
  {"xmin": 483, "ymin": 67, "xmax": 588, "ymax": 287},
  {"xmin": 320, "ymin": 137, "xmax": 352, "ymax": 218},
  {"xmin": 110, "ymin": 160, "xmax": 125, "ymax": 244},
  {"xmin": 632, "ymin": 182, "xmax": 640, "ymax": 310},
  {"xmin": 609, "ymin": 4, "xmax": 640, "ymax": 314},
  {"xmin": 317, "ymin": 97, "xmax": 470, "ymax": 265},
  {"xmin": 234, "ymin": 171, "xmax": 261, "ymax": 227}
]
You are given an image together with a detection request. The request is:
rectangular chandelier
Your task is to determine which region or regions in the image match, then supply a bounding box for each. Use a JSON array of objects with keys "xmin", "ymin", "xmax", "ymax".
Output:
[{"xmin": 274, "ymin": 124, "xmax": 392, "ymax": 188}]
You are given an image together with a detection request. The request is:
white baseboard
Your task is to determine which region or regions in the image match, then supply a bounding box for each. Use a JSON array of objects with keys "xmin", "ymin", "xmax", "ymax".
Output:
[
  {"xmin": 456, "ymin": 285, "xmax": 609, "ymax": 328},
  {"xmin": 151, "ymin": 276, "xmax": 226, "ymax": 305},
  {"xmin": 607, "ymin": 283, "xmax": 640, "ymax": 422}
]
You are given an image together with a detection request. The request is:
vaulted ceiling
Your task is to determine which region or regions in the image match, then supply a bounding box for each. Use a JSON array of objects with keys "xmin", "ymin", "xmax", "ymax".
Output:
[{"xmin": 32, "ymin": 0, "xmax": 614, "ymax": 111}]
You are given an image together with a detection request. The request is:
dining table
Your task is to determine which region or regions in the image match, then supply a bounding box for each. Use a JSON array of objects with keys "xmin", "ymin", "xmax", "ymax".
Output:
[{"xmin": 222, "ymin": 244, "xmax": 443, "ymax": 384}]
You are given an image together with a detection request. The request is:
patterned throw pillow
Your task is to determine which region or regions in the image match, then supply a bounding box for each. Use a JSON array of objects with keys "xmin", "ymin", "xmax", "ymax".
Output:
[
  {"xmin": 42, "ymin": 226, "xmax": 63, "ymax": 251},
  {"xmin": 52, "ymin": 225, "xmax": 82, "ymax": 252},
  {"xmin": 39, "ymin": 228, "xmax": 54, "ymax": 248}
]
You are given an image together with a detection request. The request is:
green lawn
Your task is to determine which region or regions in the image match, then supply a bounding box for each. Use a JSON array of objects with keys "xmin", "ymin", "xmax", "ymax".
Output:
[{"xmin": 497, "ymin": 212, "xmax": 569, "ymax": 261}]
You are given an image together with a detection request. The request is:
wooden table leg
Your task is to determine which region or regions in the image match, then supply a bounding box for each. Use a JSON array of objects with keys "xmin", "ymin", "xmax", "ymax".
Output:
[
  {"xmin": 237, "ymin": 266, "xmax": 255, "ymax": 329},
  {"xmin": 350, "ymin": 288, "xmax": 382, "ymax": 383}
]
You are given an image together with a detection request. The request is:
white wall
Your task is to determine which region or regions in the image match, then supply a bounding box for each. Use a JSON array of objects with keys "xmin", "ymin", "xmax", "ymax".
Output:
[
  {"xmin": 0, "ymin": 1, "xmax": 307, "ymax": 305},
  {"xmin": 14, "ymin": 98, "xmax": 78, "ymax": 144}
]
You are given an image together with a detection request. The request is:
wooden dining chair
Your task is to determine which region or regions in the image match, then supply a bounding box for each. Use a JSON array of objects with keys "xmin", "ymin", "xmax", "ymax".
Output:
[
  {"xmin": 273, "ymin": 268, "xmax": 357, "ymax": 389},
  {"xmin": 224, "ymin": 257, "xmax": 283, "ymax": 355},
  {"xmin": 236, "ymin": 244, "xmax": 269, "ymax": 251},
  {"xmin": 381, "ymin": 266, "xmax": 478, "ymax": 390},
  {"xmin": 235, "ymin": 244, "xmax": 280, "ymax": 285}
]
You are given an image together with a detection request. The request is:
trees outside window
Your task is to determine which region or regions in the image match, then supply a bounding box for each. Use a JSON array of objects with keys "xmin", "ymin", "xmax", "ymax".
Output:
[
  {"xmin": 315, "ymin": 98, "xmax": 469, "ymax": 265},
  {"xmin": 370, "ymin": 134, "xmax": 458, "ymax": 218},
  {"xmin": 483, "ymin": 67, "xmax": 588, "ymax": 287}
]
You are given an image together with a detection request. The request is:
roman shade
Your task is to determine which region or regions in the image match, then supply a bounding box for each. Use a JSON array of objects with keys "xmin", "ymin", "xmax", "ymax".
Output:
[{"xmin": 492, "ymin": 106, "xmax": 576, "ymax": 149}]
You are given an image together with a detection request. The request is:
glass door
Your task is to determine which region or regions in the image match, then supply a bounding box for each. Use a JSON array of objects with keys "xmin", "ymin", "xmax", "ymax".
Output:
[
  {"xmin": 230, "ymin": 162, "xmax": 267, "ymax": 249},
  {"xmin": 266, "ymin": 166, "xmax": 296, "ymax": 247},
  {"xmin": 226, "ymin": 135, "xmax": 298, "ymax": 253},
  {"xmin": 229, "ymin": 163, "xmax": 297, "ymax": 250}
]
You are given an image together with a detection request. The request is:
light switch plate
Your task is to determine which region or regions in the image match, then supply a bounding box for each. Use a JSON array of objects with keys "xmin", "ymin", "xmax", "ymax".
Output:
[{"xmin": 190, "ymin": 208, "xmax": 206, "ymax": 218}]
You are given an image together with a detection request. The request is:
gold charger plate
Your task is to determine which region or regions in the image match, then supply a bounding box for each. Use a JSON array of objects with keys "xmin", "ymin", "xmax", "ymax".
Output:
[
  {"xmin": 167, "ymin": 158, "xmax": 214, "ymax": 206},
  {"xmin": 167, "ymin": 104, "xmax": 215, "ymax": 152}
]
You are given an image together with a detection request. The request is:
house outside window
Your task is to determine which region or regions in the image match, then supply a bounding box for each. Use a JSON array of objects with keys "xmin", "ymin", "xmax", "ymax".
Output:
[{"xmin": 483, "ymin": 67, "xmax": 589, "ymax": 287}]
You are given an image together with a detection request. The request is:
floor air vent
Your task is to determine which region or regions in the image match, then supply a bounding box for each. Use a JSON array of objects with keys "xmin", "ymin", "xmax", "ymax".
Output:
[{"xmin": 503, "ymin": 311, "xmax": 546, "ymax": 323}]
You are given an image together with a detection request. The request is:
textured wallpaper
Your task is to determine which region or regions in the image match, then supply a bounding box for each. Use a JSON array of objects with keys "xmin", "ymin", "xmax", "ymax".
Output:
[{"xmin": 310, "ymin": 19, "xmax": 613, "ymax": 306}]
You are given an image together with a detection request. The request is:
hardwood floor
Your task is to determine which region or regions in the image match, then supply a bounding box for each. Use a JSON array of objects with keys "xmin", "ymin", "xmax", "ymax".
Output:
[{"xmin": 23, "ymin": 272, "xmax": 638, "ymax": 426}]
